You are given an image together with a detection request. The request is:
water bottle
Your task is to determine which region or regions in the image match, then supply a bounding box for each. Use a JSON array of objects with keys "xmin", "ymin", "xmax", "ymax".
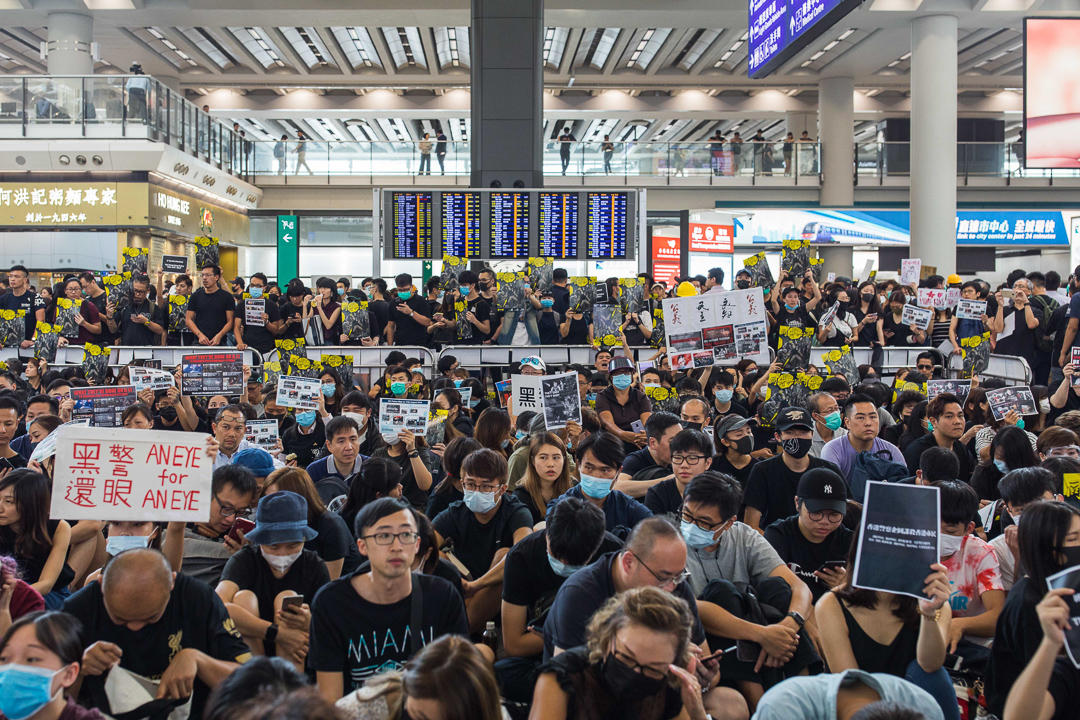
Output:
[{"xmin": 482, "ymin": 621, "xmax": 499, "ymax": 653}]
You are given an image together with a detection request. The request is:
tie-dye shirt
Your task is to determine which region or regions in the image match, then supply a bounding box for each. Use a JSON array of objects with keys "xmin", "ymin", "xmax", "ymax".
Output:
[{"xmin": 942, "ymin": 534, "xmax": 1004, "ymax": 647}]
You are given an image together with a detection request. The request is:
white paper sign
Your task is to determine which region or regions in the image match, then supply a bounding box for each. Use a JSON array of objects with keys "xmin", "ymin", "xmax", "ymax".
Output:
[
  {"xmin": 540, "ymin": 371, "xmax": 582, "ymax": 430},
  {"xmin": 900, "ymin": 303, "xmax": 933, "ymax": 330},
  {"xmin": 661, "ymin": 296, "xmax": 695, "ymax": 334},
  {"xmin": 50, "ymin": 426, "xmax": 212, "ymax": 522},
  {"xmin": 662, "ymin": 287, "xmax": 769, "ymax": 368},
  {"xmin": 901, "ymin": 258, "xmax": 921, "ymax": 286},
  {"xmin": 818, "ymin": 301, "xmax": 840, "ymax": 329},
  {"xmin": 986, "ymin": 386, "xmax": 1037, "ymax": 421},
  {"xmin": 917, "ymin": 288, "xmax": 947, "ymax": 309},
  {"xmin": 130, "ymin": 367, "xmax": 174, "ymax": 392},
  {"xmin": 511, "ymin": 375, "xmax": 542, "ymax": 416},
  {"xmin": 827, "ymin": 273, "xmax": 836, "ymax": 283},
  {"xmin": 945, "ymin": 288, "xmax": 961, "ymax": 309},
  {"xmin": 956, "ymin": 299, "xmax": 987, "ymax": 320},
  {"xmin": 276, "ymin": 375, "xmax": 321, "ymax": 411},
  {"xmin": 245, "ymin": 298, "xmax": 265, "ymax": 327},
  {"xmin": 245, "ymin": 419, "xmax": 279, "ymax": 451},
  {"xmin": 857, "ymin": 259, "xmax": 875, "ymax": 283},
  {"xmin": 379, "ymin": 398, "xmax": 430, "ymax": 438}
]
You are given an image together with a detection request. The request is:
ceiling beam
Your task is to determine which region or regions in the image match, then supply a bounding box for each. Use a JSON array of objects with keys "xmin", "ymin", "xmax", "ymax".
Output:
[
  {"xmin": 313, "ymin": 27, "xmax": 354, "ymax": 75},
  {"xmin": 161, "ymin": 27, "xmax": 225, "ymax": 74},
  {"xmin": 644, "ymin": 28, "xmax": 684, "ymax": 75},
  {"xmin": 213, "ymin": 28, "xmax": 269, "ymax": 75},
  {"xmin": 601, "ymin": 28, "xmax": 633, "ymax": 74},
  {"xmin": 367, "ymin": 26, "xmax": 397, "ymax": 75},
  {"xmin": 688, "ymin": 28, "xmax": 734, "ymax": 74},
  {"xmin": 558, "ymin": 27, "xmax": 583, "ymax": 75},
  {"xmin": 270, "ymin": 28, "xmax": 312, "ymax": 75},
  {"xmin": 419, "ymin": 27, "xmax": 440, "ymax": 75},
  {"xmin": 958, "ymin": 39, "xmax": 1021, "ymax": 73}
]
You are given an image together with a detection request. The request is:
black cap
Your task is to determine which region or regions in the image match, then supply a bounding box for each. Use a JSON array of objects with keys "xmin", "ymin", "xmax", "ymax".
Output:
[
  {"xmin": 714, "ymin": 414, "xmax": 756, "ymax": 437},
  {"xmin": 796, "ymin": 468, "xmax": 847, "ymax": 515},
  {"xmin": 775, "ymin": 406, "xmax": 813, "ymax": 432}
]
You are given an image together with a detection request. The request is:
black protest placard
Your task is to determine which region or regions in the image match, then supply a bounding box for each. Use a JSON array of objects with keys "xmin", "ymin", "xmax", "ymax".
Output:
[
  {"xmin": 853, "ymin": 481, "xmax": 940, "ymax": 600},
  {"xmin": 181, "ymin": 351, "xmax": 244, "ymax": 397},
  {"xmin": 1047, "ymin": 565, "xmax": 1080, "ymax": 669},
  {"xmin": 71, "ymin": 385, "xmax": 137, "ymax": 427},
  {"xmin": 162, "ymin": 255, "xmax": 188, "ymax": 274}
]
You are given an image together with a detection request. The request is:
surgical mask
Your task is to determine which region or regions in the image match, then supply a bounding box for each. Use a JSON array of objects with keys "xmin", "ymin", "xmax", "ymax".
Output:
[
  {"xmin": 758, "ymin": 387, "xmax": 768, "ymax": 399},
  {"xmin": 261, "ymin": 547, "xmax": 302, "ymax": 574},
  {"xmin": 994, "ymin": 459, "xmax": 1009, "ymax": 474},
  {"xmin": 643, "ymin": 382, "xmax": 660, "ymax": 389},
  {"xmin": 782, "ymin": 437, "xmax": 813, "ymax": 459},
  {"xmin": 391, "ymin": 381, "xmax": 408, "ymax": 396},
  {"xmin": 736, "ymin": 279, "xmax": 751, "ymax": 290},
  {"xmin": 541, "ymin": 299, "xmax": 554, "ymax": 308},
  {"xmin": 397, "ymin": 291, "xmax": 411, "ymax": 301},
  {"xmin": 681, "ymin": 520, "xmax": 718, "ymax": 550},
  {"xmin": 1009, "ymin": 511, "xmax": 1022, "ymax": 526},
  {"xmin": 363, "ymin": 286, "xmax": 373, "ymax": 296},
  {"xmin": 464, "ymin": 489, "xmax": 498, "ymax": 514},
  {"xmin": 516, "ymin": 430, "xmax": 527, "ymax": 440},
  {"xmin": 1017, "ymin": 417, "xmax": 1026, "ymax": 430},
  {"xmin": 716, "ymin": 389, "xmax": 733, "ymax": 404},
  {"xmin": 823, "ymin": 411, "xmax": 843, "ymax": 431},
  {"xmin": 383, "ymin": 432, "xmax": 401, "ymax": 445},
  {"xmin": 579, "ymin": 473, "xmax": 614, "ymax": 500},
  {"xmin": 249, "ymin": 287, "xmax": 263, "ymax": 298},
  {"xmin": 321, "ymin": 383, "xmax": 336, "ymax": 397},
  {"xmin": 468, "ymin": 399, "xmax": 480, "ymax": 409},
  {"xmin": 939, "ymin": 533, "xmax": 964, "ymax": 558},
  {"xmin": 612, "ymin": 374, "xmax": 633, "ymax": 390},
  {"xmin": 454, "ymin": 379, "xmax": 464, "ymax": 388},
  {"xmin": 105, "ymin": 534, "xmax": 152, "ymax": 556},
  {"xmin": 926, "ymin": 421, "xmax": 933, "ymax": 433},
  {"xmin": 599, "ymin": 653, "xmax": 665, "ymax": 701},
  {"xmin": 158, "ymin": 406, "xmax": 177, "ymax": 421},
  {"xmin": 785, "ymin": 303, "xmax": 799, "ymax": 311},
  {"xmin": 547, "ymin": 553, "xmax": 581, "ymax": 578},
  {"xmin": 1040, "ymin": 399, "xmax": 1051, "ymax": 414},
  {"xmin": 1059, "ymin": 545, "xmax": 1080, "ymax": 569},
  {"xmin": 478, "ymin": 281, "xmax": 490, "ymax": 291},
  {"xmin": 296, "ymin": 410, "xmax": 316, "ymax": 427},
  {"xmin": 0, "ymin": 664, "xmax": 64, "ymax": 720},
  {"xmin": 337, "ymin": 288, "xmax": 345, "ymax": 296}
]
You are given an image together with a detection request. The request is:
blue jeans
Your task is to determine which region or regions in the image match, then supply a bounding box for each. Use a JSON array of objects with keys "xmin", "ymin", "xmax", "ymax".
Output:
[
  {"xmin": 43, "ymin": 585, "xmax": 71, "ymax": 610},
  {"xmin": 497, "ymin": 309, "xmax": 540, "ymax": 346},
  {"xmin": 905, "ymin": 659, "xmax": 961, "ymax": 720}
]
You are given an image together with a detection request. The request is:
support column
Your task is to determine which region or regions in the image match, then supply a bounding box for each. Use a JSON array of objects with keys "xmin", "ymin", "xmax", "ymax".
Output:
[
  {"xmin": 46, "ymin": 12, "xmax": 94, "ymax": 75},
  {"xmin": 818, "ymin": 245, "xmax": 854, "ymax": 280},
  {"xmin": 910, "ymin": 15, "xmax": 958, "ymax": 275},
  {"xmin": 471, "ymin": 0, "xmax": 544, "ymax": 189},
  {"xmin": 818, "ymin": 77, "xmax": 854, "ymax": 207}
]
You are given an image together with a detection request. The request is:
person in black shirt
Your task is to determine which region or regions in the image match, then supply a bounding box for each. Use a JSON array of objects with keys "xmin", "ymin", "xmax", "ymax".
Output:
[
  {"xmin": 645, "ymin": 429, "xmax": 713, "ymax": 517},
  {"xmin": 277, "ymin": 284, "xmax": 311, "ymax": 342},
  {"xmin": 551, "ymin": 268, "xmax": 571, "ymax": 317},
  {"xmin": 711, "ymin": 414, "xmax": 758, "ymax": 488},
  {"xmin": 744, "ymin": 406, "xmax": 842, "ymax": 533},
  {"xmin": 613, "ymin": 411, "xmax": 681, "ymax": 498},
  {"xmin": 310, "ymin": 498, "xmax": 468, "ymax": 701},
  {"xmin": 64, "ymin": 549, "xmax": 251, "ymax": 720},
  {"xmin": 432, "ymin": 448, "xmax": 532, "ymax": 632},
  {"xmin": 387, "ymin": 273, "xmax": 431, "ymax": 347},
  {"xmin": 186, "ymin": 264, "xmax": 235, "ymax": 346},
  {"xmin": 902, "ymin": 392, "xmax": 977, "ymax": 482},
  {"xmin": 532, "ymin": 289, "xmax": 561, "ymax": 346},
  {"xmin": 281, "ymin": 410, "xmax": 325, "ymax": 468},
  {"xmin": 105, "ymin": 273, "xmax": 164, "ymax": 346},
  {"xmin": 764, "ymin": 467, "xmax": 853, "ymax": 601},
  {"xmin": 234, "ymin": 274, "xmax": 281, "ymax": 356},
  {"xmin": 455, "ymin": 270, "xmax": 491, "ymax": 345},
  {"xmin": 0, "ymin": 264, "xmax": 43, "ymax": 348},
  {"xmin": 1001, "ymin": 586, "xmax": 1080, "ymax": 720},
  {"xmin": 216, "ymin": 491, "xmax": 329, "ymax": 670}
]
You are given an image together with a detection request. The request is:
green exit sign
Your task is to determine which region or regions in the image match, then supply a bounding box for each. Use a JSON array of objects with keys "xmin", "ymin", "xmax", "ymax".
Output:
[{"xmin": 277, "ymin": 215, "xmax": 299, "ymax": 283}]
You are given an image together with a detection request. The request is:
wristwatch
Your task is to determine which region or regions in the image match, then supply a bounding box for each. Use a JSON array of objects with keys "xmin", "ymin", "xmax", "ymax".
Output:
[
  {"xmin": 786, "ymin": 611, "xmax": 806, "ymax": 629},
  {"xmin": 408, "ymin": 451, "xmax": 420, "ymax": 458},
  {"xmin": 265, "ymin": 623, "xmax": 279, "ymax": 642}
]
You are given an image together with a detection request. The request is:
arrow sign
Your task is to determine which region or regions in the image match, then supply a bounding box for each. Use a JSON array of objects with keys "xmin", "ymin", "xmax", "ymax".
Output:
[{"xmin": 277, "ymin": 215, "xmax": 299, "ymax": 284}]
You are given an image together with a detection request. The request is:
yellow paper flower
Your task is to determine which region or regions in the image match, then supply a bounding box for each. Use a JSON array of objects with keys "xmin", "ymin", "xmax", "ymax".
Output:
[
  {"xmin": 744, "ymin": 255, "xmax": 759, "ymax": 267},
  {"xmin": 805, "ymin": 375, "xmax": 823, "ymax": 391},
  {"xmin": 57, "ymin": 298, "xmax": 72, "ymax": 309},
  {"xmin": 455, "ymin": 301, "xmax": 466, "ymax": 312},
  {"xmin": 293, "ymin": 357, "xmax": 311, "ymax": 369},
  {"xmin": 278, "ymin": 339, "xmax": 295, "ymax": 351},
  {"xmin": 85, "ymin": 344, "xmax": 101, "ymax": 356},
  {"xmin": 775, "ymin": 373, "xmax": 794, "ymax": 389},
  {"xmin": 603, "ymin": 334, "xmax": 619, "ymax": 346},
  {"xmin": 0, "ymin": 310, "xmax": 14, "ymax": 321},
  {"xmin": 826, "ymin": 349, "xmax": 842, "ymax": 362},
  {"xmin": 346, "ymin": 302, "xmax": 360, "ymax": 312}
]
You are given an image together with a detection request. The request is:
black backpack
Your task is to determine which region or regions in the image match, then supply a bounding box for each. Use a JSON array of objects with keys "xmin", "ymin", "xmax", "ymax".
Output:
[{"xmin": 848, "ymin": 450, "xmax": 909, "ymax": 500}]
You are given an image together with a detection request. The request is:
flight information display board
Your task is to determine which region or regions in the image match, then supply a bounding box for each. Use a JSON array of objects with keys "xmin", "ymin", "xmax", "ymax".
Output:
[
  {"xmin": 490, "ymin": 192, "xmax": 531, "ymax": 258},
  {"xmin": 441, "ymin": 191, "xmax": 481, "ymax": 258},
  {"xmin": 587, "ymin": 192, "xmax": 628, "ymax": 259},
  {"xmin": 539, "ymin": 192, "xmax": 579, "ymax": 259},
  {"xmin": 390, "ymin": 191, "xmax": 433, "ymax": 259}
]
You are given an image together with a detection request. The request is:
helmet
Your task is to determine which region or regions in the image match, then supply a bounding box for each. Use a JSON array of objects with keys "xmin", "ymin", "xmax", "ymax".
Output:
[
  {"xmin": 947, "ymin": 274, "xmax": 962, "ymax": 285},
  {"xmin": 676, "ymin": 281, "xmax": 697, "ymax": 297}
]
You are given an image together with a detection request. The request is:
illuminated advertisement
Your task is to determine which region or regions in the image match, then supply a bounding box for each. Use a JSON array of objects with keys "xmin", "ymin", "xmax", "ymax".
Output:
[{"xmin": 1024, "ymin": 18, "xmax": 1080, "ymax": 169}]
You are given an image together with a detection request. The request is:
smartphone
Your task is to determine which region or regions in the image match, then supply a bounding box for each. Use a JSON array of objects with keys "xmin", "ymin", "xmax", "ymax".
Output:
[
  {"xmin": 631, "ymin": 420, "xmax": 645, "ymax": 434},
  {"xmin": 697, "ymin": 648, "xmax": 724, "ymax": 663},
  {"xmin": 817, "ymin": 560, "xmax": 847, "ymax": 572},
  {"xmin": 280, "ymin": 594, "xmax": 304, "ymax": 613},
  {"xmin": 1001, "ymin": 289, "xmax": 1015, "ymax": 299},
  {"xmin": 227, "ymin": 517, "xmax": 255, "ymax": 542},
  {"xmin": 736, "ymin": 640, "xmax": 762, "ymax": 663}
]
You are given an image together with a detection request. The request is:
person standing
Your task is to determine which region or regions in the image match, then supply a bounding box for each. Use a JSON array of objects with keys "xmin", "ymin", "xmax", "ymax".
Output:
[
  {"xmin": 601, "ymin": 134, "xmax": 615, "ymax": 174},
  {"xmin": 274, "ymin": 134, "xmax": 288, "ymax": 175},
  {"xmin": 558, "ymin": 127, "xmax": 575, "ymax": 175},
  {"xmin": 435, "ymin": 130, "xmax": 448, "ymax": 174},
  {"xmin": 0, "ymin": 264, "xmax": 43, "ymax": 349},
  {"xmin": 783, "ymin": 132, "xmax": 795, "ymax": 176},
  {"xmin": 294, "ymin": 130, "xmax": 311, "ymax": 175},
  {"xmin": 418, "ymin": 133, "xmax": 433, "ymax": 176},
  {"xmin": 186, "ymin": 264, "xmax": 235, "ymax": 347},
  {"xmin": 105, "ymin": 273, "xmax": 164, "ymax": 346}
]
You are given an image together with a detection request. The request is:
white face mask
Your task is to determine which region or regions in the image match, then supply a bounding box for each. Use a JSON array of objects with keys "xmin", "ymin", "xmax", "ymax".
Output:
[
  {"xmin": 1039, "ymin": 399, "xmax": 1051, "ymax": 414},
  {"xmin": 939, "ymin": 533, "xmax": 964, "ymax": 558},
  {"xmin": 261, "ymin": 547, "xmax": 302, "ymax": 574}
]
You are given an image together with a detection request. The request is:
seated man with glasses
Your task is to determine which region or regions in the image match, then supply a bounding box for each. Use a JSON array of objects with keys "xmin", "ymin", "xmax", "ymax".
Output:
[
  {"xmin": 681, "ymin": 472, "xmax": 820, "ymax": 712},
  {"xmin": 311, "ymin": 497, "xmax": 468, "ymax": 703},
  {"xmin": 645, "ymin": 428, "xmax": 713, "ymax": 517},
  {"xmin": 432, "ymin": 448, "xmax": 533, "ymax": 633}
]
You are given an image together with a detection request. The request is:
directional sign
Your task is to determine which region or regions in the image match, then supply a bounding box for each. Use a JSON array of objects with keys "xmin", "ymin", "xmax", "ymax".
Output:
[
  {"xmin": 277, "ymin": 215, "xmax": 299, "ymax": 285},
  {"xmin": 748, "ymin": 0, "xmax": 864, "ymax": 79}
]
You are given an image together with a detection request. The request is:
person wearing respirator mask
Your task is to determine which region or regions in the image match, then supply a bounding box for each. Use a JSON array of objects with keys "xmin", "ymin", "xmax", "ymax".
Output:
[
  {"xmin": 216, "ymin": 491, "xmax": 327, "ymax": 671},
  {"xmin": 711, "ymin": 369, "xmax": 747, "ymax": 418},
  {"xmin": 711, "ymin": 415, "xmax": 759, "ymax": 487}
]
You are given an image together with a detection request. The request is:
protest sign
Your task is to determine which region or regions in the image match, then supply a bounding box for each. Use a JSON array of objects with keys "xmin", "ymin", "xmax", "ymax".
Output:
[
  {"xmin": 856, "ymin": 259, "xmax": 875, "ymax": 284},
  {"xmin": 986, "ymin": 386, "xmax": 1037, "ymax": 421},
  {"xmin": 276, "ymin": 375, "xmax": 321, "ymax": 411},
  {"xmin": 827, "ymin": 272, "xmax": 836, "ymax": 283},
  {"xmin": 945, "ymin": 288, "xmax": 961, "ymax": 309},
  {"xmin": 956, "ymin": 299, "xmax": 986, "ymax": 320},
  {"xmin": 927, "ymin": 379, "xmax": 971, "ymax": 402},
  {"xmin": 511, "ymin": 375, "xmax": 542, "ymax": 416},
  {"xmin": 50, "ymin": 425, "xmax": 212, "ymax": 522},
  {"xmin": 244, "ymin": 298, "xmax": 265, "ymax": 327},
  {"xmin": 181, "ymin": 352, "xmax": 243, "ymax": 396},
  {"xmin": 900, "ymin": 304, "xmax": 933, "ymax": 330},
  {"xmin": 130, "ymin": 367, "xmax": 174, "ymax": 392},
  {"xmin": 379, "ymin": 398, "xmax": 430, "ymax": 440},
  {"xmin": 917, "ymin": 288, "xmax": 947, "ymax": 309},
  {"xmin": 853, "ymin": 481, "xmax": 941, "ymax": 600},
  {"xmin": 540, "ymin": 372, "xmax": 581, "ymax": 430},
  {"xmin": 495, "ymin": 380, "xmax": 512, "ymax": 408},
  {"xmin": 245, "ymin": 419, "xmax": 279, "ymax": 451},
  {"xmin": 594, "ymin": 281, "xmax": 610, "ymax": 305},
  {"xmin": 817, "ymin": 301, "xmax": 840, "ymax": 330},
  {"xmin": 71, "ymin": 386, "xmax": 137, "ymax": 427},
  {"xmin": 900, "ymin": 258, "xmax": 921, "ymax": 286},
  {"xmin": 458, "ymin": 386, "xmax": 472, "ymax": 407},
  {"xmin": 1046, "ymin": 566, "xmax": 1080, "ymax": 669},
  {"xmin": 662, "ymin": 287, "xmax": 769, "ymax": 369},
  {"xmin": 161, "ymin": 255, "xmax": 188, "ymax": 274},
  {"xmin": 1072, "ymin": 347, "xmax": 1080, "ymax": 387}
]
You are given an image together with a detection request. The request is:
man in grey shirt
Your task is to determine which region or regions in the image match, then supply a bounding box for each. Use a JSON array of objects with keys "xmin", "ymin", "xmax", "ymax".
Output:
[{"xmin": 753, "ymin": 669, "xmax": 944, "ymax": 720}]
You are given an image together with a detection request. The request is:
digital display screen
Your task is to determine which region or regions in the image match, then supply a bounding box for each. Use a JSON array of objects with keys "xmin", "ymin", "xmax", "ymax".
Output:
[
  {"xmin": 1024, "ymin": 18, "xmax": 1080, "ymax": 169},
  {"xmin": 441, "ymin": 192, "xmax": 481, "ymax": 258},
  {"xmin": 587, "ymin": 192, "xmax": 627, "ymax": 259},
  {"xmin": 390, "ymin": 191, "xmax": 432, "ymax": 259},
  {"xmin": 539, "ymin": 192, "xmax": 579, "ymax": 259},
  {"xmin": 747, "ymin": 0, "xmax": 863, "ymax": 79},
  {"xmin": 490, "ymin": 192, "xmax": 530, "ymax": 258}
]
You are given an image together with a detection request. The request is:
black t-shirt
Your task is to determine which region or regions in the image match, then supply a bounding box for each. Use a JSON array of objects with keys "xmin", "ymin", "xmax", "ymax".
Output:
[
  {"xmin": 310, "ymin": 510, "xmax": 362, "ymax": 575},
  {"xmin": 235, "ymin": 297, "xmax": 280, "ymax": 355},
  {"xmin": 389, "ymin": 294, "xmax": 431, "ymax": 347},
  {"xmin": 644, "ymin": 478, "xmax": 685, "ymax": 517},
  {"xmin": 368, "ymin": 299, "xmax": 390, "ymax": 342},
  {"xmin": 0, "ymin": 519, "xmax": 73, "ymax": 589},
  {"xmin": 710, "ymin": 453, "xmax": 758, "ymax": 487},
  {"xmin": 743, "ymin": 454, "xmax": 842, "ymax": 528},
  {"xmin": 1048, "ymin": 656, "xmax": 1080, "ymax": 720},
  {"xmin": 187, "ymin": 288, "xmax": 235, "ymax": 340},
  {"xmin": 502, "ymin": 529, "xmax": 623, "ymax": 613},
  {"xmin": 902, "ymin": 433, "xmax": 975, "ymax": 483},
  {"xmin": 0, "ymin": 288, "xmax": 43, "ymax": 342},
  {"xmin": 64, "ymin": 573, "xmax": 251, "ymax": 720},
  {"xmin": 544, "ymin": 552, "xmax": 705, "ymax": 659},
  {"xmin": 426, "ymin": 487, "xmax": 464, "ymax": 522},
  {"xmin": 309, "ymin": 571, "xmax": 468, "ymax": 693},
  {"xmin": 763, "ymin": 516, "xmax": 853, "ymax": 601},
  {"xmin": 369, "ymin": 446, "xmax": 437, "ymax": 510},
  {"xmin": 851, "ymin": 307, "xmax": 880, "ymax": 346},
  {"xmin": 281, "ymin": 418, "xmax": 326, "ymax": 469},
  {"xmin": 995, "ymin": 304, "xmax": 1043, "ymax": 364},
  {"xmin": 986, "ymin": 577, "xmax": 1044, "ymax": 715},
  {"xmin": 115, "ymin": 298, "xmax": 163, "ymax": 346},
  {"xmin": 431, "ymin": 497, "xmax": 533, "ymax": 579},
  {"xmin": 280, "ymin": 301, "xmax": 307, "ymax": 341},
  {"xmin": 551, "ymin": 285, "xmax": 571, "ymax": 316},
  {"xmin": 511, "ymin": 486, "xmax": 547, "ymax": 526},
  {"xmin": 620, "ymin": 447, "xmax": 666, "ymax": 480},
  {"xmin": 774, "ymin": 305, "xmax": 816, "ymax": 331},
  {"xmin": 459, "ymin": 295, "xmax": 490, "ymax": 346},
  {"xmin": 153, "ymin": 416, "xmax": 210, "ymax": 434}
]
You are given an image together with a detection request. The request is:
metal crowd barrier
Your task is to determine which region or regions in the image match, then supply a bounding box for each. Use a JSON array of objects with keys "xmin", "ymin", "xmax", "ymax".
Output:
[
  {"xmin": 262, "ymin": 346, "xmax": 438, "ymax": 378},
  {"xmin": 947, "ymin": 352, "xmax": 1032, "ymax": 386},
  {"xmin": 806, "ymin": 345, "xmax": 1033, "ymax": 387},
  {"xmin": 0, "ymin": 345, "xmax": 262, "ymax": 369},
  {"xmin": 439, "ymin": 344, "xmax": 775, "ymax": 371}
]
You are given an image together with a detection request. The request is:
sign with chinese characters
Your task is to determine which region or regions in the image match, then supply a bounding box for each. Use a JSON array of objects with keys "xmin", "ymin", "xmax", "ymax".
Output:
[
  {"xmin": 956, "ymin": 212, "xmax": 1068, "ymax": 245},
  {"xmin": 689, "ymin": 223, "xmax": 734, "ymax": 253},
  {"xmin": 50, "ymin": 425, "xmax": 212, "ymax": 522},
  {"xmin": 0, "ymin": 182, "xmax": 121, "ymax": 226},
  {"xmin": 748, "ymin": 0, "xmax": 864, "ymax": 78},
  {"xmin": 651, "ymin": 235, "xmax": 681, "ymax": 288},
  {"xmin": 662, "ymin": 287, "xmax": 769, "ymax": 368}
]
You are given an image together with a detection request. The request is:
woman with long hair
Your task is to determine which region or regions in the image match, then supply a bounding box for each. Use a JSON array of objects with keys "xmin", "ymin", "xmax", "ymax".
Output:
[
  {"xmin": 319, "ymin": 369, "xmax": 344, "ymax": 417},
  {"xmin": 370, "ymin": 427, "xmax": 434, "ymax": 511},
  {"xmin": 512, "ymin": 433, "xmax": 573, "ymax": 525},
  {"xmin": 426, "ymin": 286, "xmax": 460, "ymax": 350},
  {"xmin": 412, "ymin": 512, "xmax": 464, "ymax": 599},
  {"xmin": 426, "ymin": 437, "xmax": 480, "ymax": 520},
  {"xmin": 896, "ymin": 400, "xmax": 930, "ymax": 452},
  {"xmin": 474, "ymin": 407, "xmax": 514, "ymax": 459},
  {"xmin": 460, "ymin": 377, "xmax": 489, "ymax": 417},
  {"xmin": 0, "ymin": 471, "xmax": 72, "ymax": 608},
  {"xmin": 971, "ymin": 425, "xmax": 1040, "ymax": 502},
  {"xmin": 334, "ymin": 458, "xmax": 403, "ymax": 540},
  {"xmin": 985, "ymin": 501, "xmax": 1080, "ymax": 716},
  {"xmin": 47, "ymin": 278, "xmax": 101, "ymax": 347},
  {"xmin": 24, "ymin": 358, "xmax": 47, "ymax": 395},
  {"xmin": 963, "ymin": 387, "xmax": 991, "ymax": 427},
  {"xmin": 433, "ymin": 387, "xmax": 470, "ymax": 440},
  {"xmin": 882, "ymin": 390, "xmax": 926, "ymax": 446},
  {"xmin": 816, "ymin": 531, "xmax": 956, "ymax": 720},
  {"xmin": 262, "ymin": 467, "xmax": 360, "ymax": 580},
  {"xmin": 851, "ymin": 280, "xmax": 885, "ymax": 347},
  {"xmin": 881, "ymin": 290, "xmax": 930, "ymax": 347}
]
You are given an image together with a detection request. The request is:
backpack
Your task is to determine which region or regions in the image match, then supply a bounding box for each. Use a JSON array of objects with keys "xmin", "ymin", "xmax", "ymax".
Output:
[
  {"xmin": 848, "ymin": 450, "xmax": 909, "ymax": 500},
  {"xmin": 1031, "ymin": 294, "xmax": 1060, "ymax": 353}
]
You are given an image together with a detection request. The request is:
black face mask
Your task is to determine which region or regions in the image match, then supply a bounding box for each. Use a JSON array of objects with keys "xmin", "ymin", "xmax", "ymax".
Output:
[
  {"xmin": 836, "ymin": 301, "xmax": 848, "ymax": 313},
  {"xmin": 598, "ymin": 653, "xmax": 666, "ymax": 702},
  {"xmin": 729, "ymin": 435, "xmax": 754, "ymax": 455},
  {"xmin": 158, "ymin": 406, "xmax": 177, "ymax": 421},
  {"xmin": 683, "ymin": 421, "xmax": 703, "ymax": 432},
  {"xmin": 781, "ymin": 437, "xmax": 812, "ymax": 459},
  {"xmin": 1059, "ymin": 545, "xmax": 1080, "ymax": 569},
  {"xmin": 861, "ymin": 293, "xmax": 875, "ymax": 304},
  {"xmin": 736, "ymin": 279, "xmax": 751, "ymax": 290},
  {"xmin": 478, "ymin": 281, "xmax": 490, "ymax": 291}
]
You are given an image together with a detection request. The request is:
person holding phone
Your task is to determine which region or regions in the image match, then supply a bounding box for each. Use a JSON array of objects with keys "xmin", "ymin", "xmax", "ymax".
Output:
[
  {"xmin": 216, "ymin": 491, "xmax": 330, "ymax": 672},
  {"xmin": 851, "ymin": 280, "xmax": 885, "ymax": 347}
]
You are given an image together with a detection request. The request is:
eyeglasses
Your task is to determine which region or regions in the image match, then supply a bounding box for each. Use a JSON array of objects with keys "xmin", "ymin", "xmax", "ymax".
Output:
[
  {"xmin": 634, "ymin": 554, "xmax": 690, "ymax": 588},
  {"xmin": 917, "ymin": 364, "xmax": 934, "ymax": 371},
  {"xmin": 361, "ymin": 531, "xmax": 420, "ymax": 546},
  {"xmin": 462, "ymin": 482, "xmax": 501, "ymax": 493},
  {"xmin": 671, "ymin": 455, "xmax": 707, "ymax": 466},
  {"xmin": 807, "ymin": 509, "xmax": 844, "ymax": 523},
  {"xmin": 1047, "ymin": 446, "xmax": 1080, "ymax": 458},
  {"xmin": 214, "ymin": 493, "xmax": 242, "ymax": 518},
  {"xmin": 612, "ymin": 643, "xmax": 669, "ymax": 681},
  {"xmin": 680, "ymin": 507, "xmax": 728, "ymax": 532}
]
